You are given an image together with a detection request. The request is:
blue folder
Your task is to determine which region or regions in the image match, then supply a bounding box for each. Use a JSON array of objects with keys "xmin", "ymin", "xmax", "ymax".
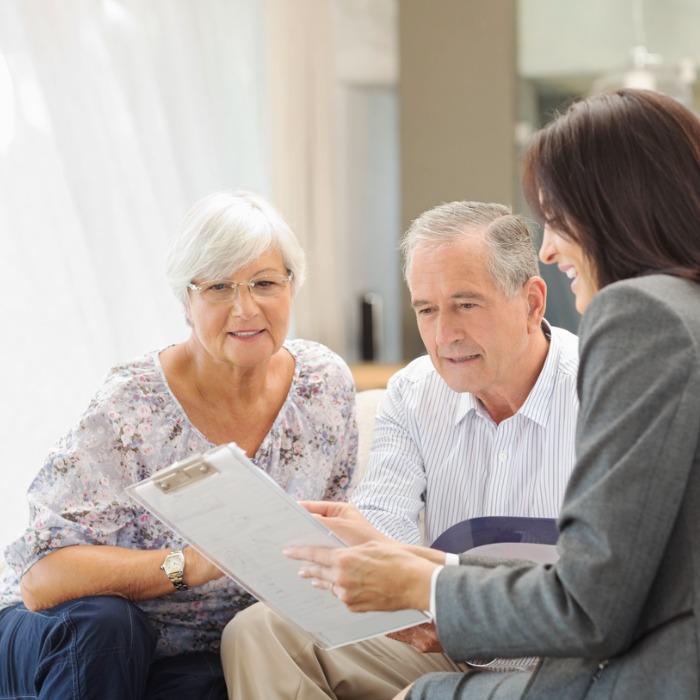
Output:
[{"xmin": 430, "ymin": 516, "xmax": 559, "ymax": 554}]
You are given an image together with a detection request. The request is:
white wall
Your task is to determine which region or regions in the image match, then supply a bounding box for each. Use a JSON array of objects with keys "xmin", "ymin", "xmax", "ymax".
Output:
[
  {"xmin": 519, "ymin": 0, "xmax": 700, "ymax": 88},
  {"xmin": 0, "ymin": 0, "xmax": 269, "ymax": 550}
]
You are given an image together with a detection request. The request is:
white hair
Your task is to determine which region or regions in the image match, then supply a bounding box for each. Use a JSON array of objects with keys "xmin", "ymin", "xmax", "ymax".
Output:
[
  {"xmin": 166, "ymin": 190, "xmax": 306, "ymax": 308},
  {"xmin": 400, "ymin": 201, "xmax": 539, "ymax": 298}
]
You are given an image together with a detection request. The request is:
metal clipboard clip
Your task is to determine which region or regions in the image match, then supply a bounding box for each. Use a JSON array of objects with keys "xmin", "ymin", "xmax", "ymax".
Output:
[{"xmin": 153, "ymin": 455, "xmax": 219, "ymax": 494}]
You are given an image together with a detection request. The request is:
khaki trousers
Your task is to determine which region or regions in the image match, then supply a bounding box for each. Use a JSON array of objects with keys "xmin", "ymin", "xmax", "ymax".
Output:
[{"xmin": 221, "ymin": 602, "xmax": 471, "ymax": 699}]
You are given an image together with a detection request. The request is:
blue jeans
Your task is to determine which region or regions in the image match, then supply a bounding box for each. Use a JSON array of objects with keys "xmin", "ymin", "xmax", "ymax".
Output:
[{"xmin": 0, "ymin": 596, "xmax": 227, "ymax": 700}]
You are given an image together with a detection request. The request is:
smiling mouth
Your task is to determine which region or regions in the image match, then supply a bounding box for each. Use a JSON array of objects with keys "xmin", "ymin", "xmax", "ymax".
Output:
[
  {"xmin": 444, "ymin": 353, "xmax": 480, "ymax": 363},
  {"xmin": 229, "ymin": 330, "xmax": 264, "ymax": 338},
  {"xmin": 565, "ymin": 268, "xmax": 577, "ymax": 280}
]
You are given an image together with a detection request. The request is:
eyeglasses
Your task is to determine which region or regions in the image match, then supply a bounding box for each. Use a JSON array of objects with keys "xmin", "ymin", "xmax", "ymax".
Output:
[{"xmin": 188, "ymin": 273, "xmax": 293, "ymax": 303}]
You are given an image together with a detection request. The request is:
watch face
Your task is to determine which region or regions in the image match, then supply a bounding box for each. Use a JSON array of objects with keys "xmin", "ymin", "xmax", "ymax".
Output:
[{"xmin": 164, "ymin": 552, "xmax": 184, "ymax": 575}]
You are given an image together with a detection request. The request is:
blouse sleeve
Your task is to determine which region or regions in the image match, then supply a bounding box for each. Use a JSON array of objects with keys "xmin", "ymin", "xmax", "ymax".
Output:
[{"xmin": 5, "ymin": 371, "xmax": 144, "ymax": 576}]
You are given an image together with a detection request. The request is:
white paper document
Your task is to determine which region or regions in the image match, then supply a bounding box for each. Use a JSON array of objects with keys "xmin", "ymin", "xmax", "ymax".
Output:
[{"xmin": 126, "ymin": 443, "xmax": 429, "ymax": 649}]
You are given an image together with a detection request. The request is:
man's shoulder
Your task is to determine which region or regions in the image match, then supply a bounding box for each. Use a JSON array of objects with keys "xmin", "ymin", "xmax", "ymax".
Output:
[{"xmin": 388, "ymin": 354, "xmax": 440, "ymax": 388}]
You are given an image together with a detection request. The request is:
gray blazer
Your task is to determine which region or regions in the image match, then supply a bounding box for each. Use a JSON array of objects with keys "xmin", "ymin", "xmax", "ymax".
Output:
[{"xmin": 411, "ymin": 275, "xmax": 700, "ymax": 699}]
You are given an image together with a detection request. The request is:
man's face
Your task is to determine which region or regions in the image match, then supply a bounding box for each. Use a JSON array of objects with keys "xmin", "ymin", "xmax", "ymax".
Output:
[{"xmin": 409, "ymin": 233, "xmax": 534, "ymax": 399}]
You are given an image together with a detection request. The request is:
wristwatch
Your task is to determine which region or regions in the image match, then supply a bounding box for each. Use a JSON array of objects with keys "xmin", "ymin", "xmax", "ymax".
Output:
[{"xmin": 161, "ymin": 549, "xmax": 188, "ymax": 591}]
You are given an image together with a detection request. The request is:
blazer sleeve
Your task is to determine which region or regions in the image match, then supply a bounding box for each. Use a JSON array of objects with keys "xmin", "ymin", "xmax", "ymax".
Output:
[{"xmin": 435, "ymin": 278, "xmax": 700, "ymax": 662}]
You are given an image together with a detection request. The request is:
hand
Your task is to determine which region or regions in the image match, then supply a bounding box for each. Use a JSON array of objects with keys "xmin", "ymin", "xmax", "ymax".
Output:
[
  {"xmin": 184, "ymin": 546, "xmax": 226, "ymax": 587},
  {"xmin": 284, "ymin": 540, "xmax": 437, "ymax": 612},
  {"xmin": 387, "ymin": 622, "xmax": 444, "ymax": 653},
  {"xmin": 298, "ymin": 501, "xmax": 393, "ymax": 546}
]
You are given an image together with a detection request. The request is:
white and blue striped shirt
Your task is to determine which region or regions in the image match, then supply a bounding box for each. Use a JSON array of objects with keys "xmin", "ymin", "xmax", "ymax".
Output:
[{"xmin": 351, "ymin": 323, "xmax": 579, "ymax": 546}]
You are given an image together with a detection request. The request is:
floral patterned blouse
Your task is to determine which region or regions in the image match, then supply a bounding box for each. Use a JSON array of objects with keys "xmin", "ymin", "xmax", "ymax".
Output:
[{"xmin": 1, "ymin": 339, "xmax": 357, "ymax": 657}]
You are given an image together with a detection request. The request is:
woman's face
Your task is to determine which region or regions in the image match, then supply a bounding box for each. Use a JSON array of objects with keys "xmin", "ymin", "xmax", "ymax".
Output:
[
  {"xmin": 539, "ymin": 224, "xmax": 598, "ymax": 314},
  {"xmin": 186, "ymin": 247, "xmax": 293, "ymax": 370}
]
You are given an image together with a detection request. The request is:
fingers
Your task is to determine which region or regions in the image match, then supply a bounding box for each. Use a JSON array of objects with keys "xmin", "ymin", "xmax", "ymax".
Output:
[
  {"xmin": 284, "ymin": 546, "xmax": 339, "ymax": 593},
  {"xmin": 329, "ymin": 582, "xmax": 348, "ymax": 600},
  {"xmin": 296, "ymin": 561, "xmax": 332, "ymax": 583},
  {"xmin": 294, "ymin": 560, "xmax": 349, "ymax": 603},
  {"xmin": 295, "ymin": 562, "xmax": 348, "ymax": 604},
  {"xmin": 284, "ymin": 545, "xmax": 362, "ymax": 607},
  {"xmin": 297, "ymin": 500, "xmax": 349, "ymax": 517},
  {"xmin": 283, "ymin": 544, "xmax": 336, "ymax": 564},
  {"xmin": 284, "ymin": 541, "xmax": 435, "ymax": 613}
]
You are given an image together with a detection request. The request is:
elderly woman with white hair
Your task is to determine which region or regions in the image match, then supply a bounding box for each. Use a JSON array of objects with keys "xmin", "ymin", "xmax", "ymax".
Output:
[{"xmin": 0, "ymin": 191, "xmax": 357, "ymax": 699}]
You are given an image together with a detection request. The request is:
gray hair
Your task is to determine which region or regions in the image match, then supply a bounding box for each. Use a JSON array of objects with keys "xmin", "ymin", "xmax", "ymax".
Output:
[
  {"xmin": 400, "ymin": 201, "xmax": 539, "ymax": 298},
  {"xmin": 166, "ymin": 190, "xmax": 306, "ymax": 307}
]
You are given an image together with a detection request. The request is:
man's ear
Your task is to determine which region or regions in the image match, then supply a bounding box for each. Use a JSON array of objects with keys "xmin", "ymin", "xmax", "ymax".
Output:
[{"xmin": 525, "ymin": 276, "xmax": 547, "ymax": 329}]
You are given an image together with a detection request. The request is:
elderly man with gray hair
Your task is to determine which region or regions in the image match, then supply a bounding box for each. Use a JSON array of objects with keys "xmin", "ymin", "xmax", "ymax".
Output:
[{"xmin": 221, "ymin": 200, "xmax": 579, "ymax": 699}]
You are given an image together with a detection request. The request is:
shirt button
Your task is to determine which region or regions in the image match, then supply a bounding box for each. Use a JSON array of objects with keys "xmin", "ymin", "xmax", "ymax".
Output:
[{"xmin": 498, "ymin": 451, "xmax": 507, "ymax": 462}]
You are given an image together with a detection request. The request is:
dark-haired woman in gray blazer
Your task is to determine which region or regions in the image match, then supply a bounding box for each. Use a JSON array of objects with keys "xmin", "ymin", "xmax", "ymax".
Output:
[{"xmin": 287, "ymin": 88, "xmax": 700, "ymax": 699}]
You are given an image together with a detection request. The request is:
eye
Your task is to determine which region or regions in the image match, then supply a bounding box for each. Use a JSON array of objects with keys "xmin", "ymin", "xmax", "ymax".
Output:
[
  {"xmin": 206, "ymin": 282, "xmax": 231, "ymax": 292},
  {"xmin": 415, "ymin": 307, "xmax": 434, "ymax": 316},
  {"xmin": 459, "ymin": 302, "xmax": 476, "ymax": 309},
  {"xmin": 249, "ymin": 276, "xmax": 290, "ymax": 297},
  {"xmin": 251, "ymin": 278, "xmax": 278, "ymax": 289}
]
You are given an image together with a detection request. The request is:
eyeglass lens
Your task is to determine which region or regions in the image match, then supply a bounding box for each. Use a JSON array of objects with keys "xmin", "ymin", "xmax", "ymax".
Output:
[{"xmin": 198, "ymin": 275, "xmax": 290, "ymax": 302}]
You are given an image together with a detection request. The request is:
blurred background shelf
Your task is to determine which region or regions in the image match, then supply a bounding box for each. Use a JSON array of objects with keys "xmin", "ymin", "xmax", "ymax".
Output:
[{"xmin": 350, "ymin": 362, "xmax": 406, "ymax": 390}]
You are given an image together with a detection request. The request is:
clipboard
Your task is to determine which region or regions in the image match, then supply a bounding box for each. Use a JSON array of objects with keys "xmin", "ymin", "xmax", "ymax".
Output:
[{"xmin": 126, "ymin": 443, "xmax": 430, "ymax": 649}]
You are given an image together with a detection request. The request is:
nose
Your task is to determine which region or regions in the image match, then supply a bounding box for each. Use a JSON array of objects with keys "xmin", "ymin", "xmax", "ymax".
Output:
[
  {"xmin": 539, "ymin": 225, "xmax": 558, "ymax": 265},
  {"xmin": 229, "ymin": 284, "xmax": 259, "ymax": 316},
  {"xmin": 434, "ymin": 310, "xmax": 463, "ymax": 347}
]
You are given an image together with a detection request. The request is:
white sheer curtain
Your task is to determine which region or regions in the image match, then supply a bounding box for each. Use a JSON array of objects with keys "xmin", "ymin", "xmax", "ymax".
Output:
[
  {"xmin": 265, "ymin": 0, "xmax": 346, "ymax": 353},
  {"xmin": 0, "ymin": 0, "xmax": 269, "ymax": 547}
]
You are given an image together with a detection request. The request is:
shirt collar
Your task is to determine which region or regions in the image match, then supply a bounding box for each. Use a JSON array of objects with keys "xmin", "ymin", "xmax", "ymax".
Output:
[{"xmin": 515, "ymin": 319, "xmax": 559, "ymax": 428}]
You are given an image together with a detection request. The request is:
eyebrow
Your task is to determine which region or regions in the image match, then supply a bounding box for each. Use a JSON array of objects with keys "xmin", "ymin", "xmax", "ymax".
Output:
[
  {"xmin": 213, "ymin": 267, "xmax": 285, "ymax": 281},
  {"xmin": 249, "ymin": 268, "xmax": 286, "ymax": 277},
  {"xmin": 410, "ymin": 291, "xmax": 487, "ymax": 308}
]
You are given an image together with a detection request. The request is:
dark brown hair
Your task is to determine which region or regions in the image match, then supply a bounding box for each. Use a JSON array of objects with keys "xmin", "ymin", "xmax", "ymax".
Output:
[{"xmin": 522, "ymin": 88, "xmax": 700, "ymax": 287}]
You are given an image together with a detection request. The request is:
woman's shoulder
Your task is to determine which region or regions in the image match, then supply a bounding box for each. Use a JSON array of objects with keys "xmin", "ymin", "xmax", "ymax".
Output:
[
  {"xmin": 580, "ymin": 275, "xmax": 700, "ymax": 363},
  {"xmin": 87, "ymin": 349, "xmax": 172, "ymax": 414},
  {"xmin": 284, "ymin": 338, "xmax": 354, "ymax": 399},
  {"xmin": 99, "ymin": 350, "xmax": 163, "ymax": 390},
  {"xmin": 586, "ymin": 275, "xmax": 700, "ymax": 327},
  {"xmin": 285, "ymin": 339, "xmax": 352, "ymax": 377}
]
